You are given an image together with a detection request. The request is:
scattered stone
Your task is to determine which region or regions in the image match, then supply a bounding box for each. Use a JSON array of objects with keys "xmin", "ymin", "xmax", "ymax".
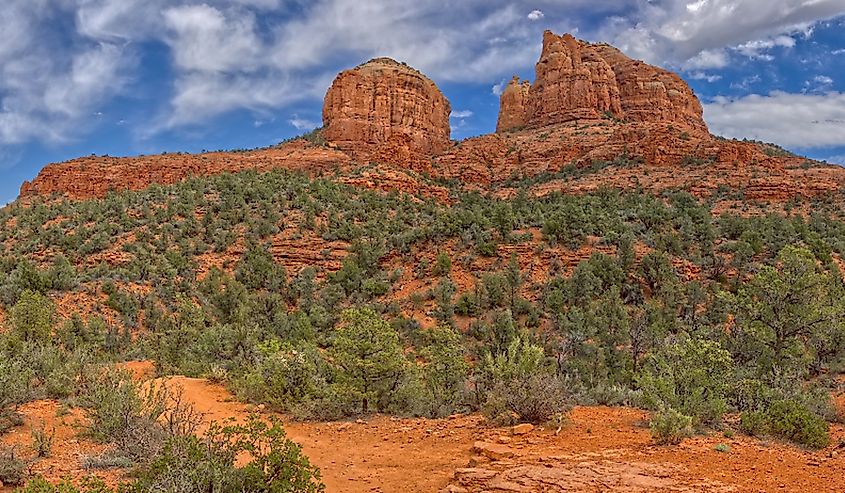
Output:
[
  {"xmin": 512, "ymin": 423, "xmax": 535, "ymax": 435},
  {"xmin": 473, "ymin": 441, "xmax": 515, "ymax": 461}
]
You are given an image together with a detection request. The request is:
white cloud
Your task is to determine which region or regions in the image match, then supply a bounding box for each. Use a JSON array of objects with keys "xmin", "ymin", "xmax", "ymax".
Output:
[
  {"xmin": 450, "ymin": 110, "xmax": 474, "ymax": 119},
  {"xmin": 687, "ymin": 71, "xmax": 722, "ymax": 83},
  {"xmin": 163, "ymin": 4, "xmax": 263, "ymax": 73},
  {"xmin": 492, "ymin": 80, "xmax": 507, "ymax": 96},
  {"xmin": 288, "ymin": 116, "xmax": 318, "ymax": 131},
  {"xmin": 268, "ymin": 0, "xmax": 544, "ymax": 82},
  {"xmin": 603, "ymin": 0, "xmax": 845, "ymax": 66},
  {"xmin": 735, "ymin": 35, "xmax": 797, "ymax": 59},
  {"xmin": 804, "ymin": 74, "xmax": 835, "ymax": 93},
  {"xmin": 165, "ymin": 72, "xmax": 312, "ymax": 128},
  {"xmin": 683, "ymin": 49, "xmax": 729, "ymax": 69},
  {"xmin": 527, "ymin": 10, "xmax": 545, "ymax": 21},
  {"xmin": 704, "ymin": 91, "xmax": 845, "ymax": 148},
  {"xmin": 0, "ymin": 1, "xmax": 130, "ymax": 144}
]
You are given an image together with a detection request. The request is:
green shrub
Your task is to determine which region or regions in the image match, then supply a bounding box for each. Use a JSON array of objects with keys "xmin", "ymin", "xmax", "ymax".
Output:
[
  {"xmin": 233, "ymin": 340, "xmax": 329, "ymax": 411},
  {"xmin": 638, "ymin": 337, "xmax": 733, "ymax": 426},
  {"xmin": 130, "ymin": 415, "xmax": 324, "ymax": 493},
  {"xmin": 0, "ymin": 358, "xmax": 31, "ymax": 430},
  {"xmin": 10, "ymin": 290, "xmax": 54, "ymax": 343},
  {"xmin": 417, "ymin": 325, "xmax": 469, "ymax": 417},
  {"xmin": 31, "ymin": 424, "xmax": 54, "ymax": 458},
  {"xmin": 740, "ymin": 399, "xmax": 830, "ymax": 449},
  {"xmin": 432, "ymin": 251, "xmax": 452, "ymax": 277},
  {"xmin": 477, "ymin": 338, "xmax": 571, "ymax": 425},
  {"xmin": 650, "ymin": 408, "xmax": 694, "ymax": 445},
  {"xmin": 16, "ymin": 477, "xmax": 114, "ymax": 493},
  {"xmin": 0, "ymin": 446, "xmax": 27, "ymax": 487},
  {"xmin": 79, "ymin": 370, "xmax": 199, "ymax": 461}
]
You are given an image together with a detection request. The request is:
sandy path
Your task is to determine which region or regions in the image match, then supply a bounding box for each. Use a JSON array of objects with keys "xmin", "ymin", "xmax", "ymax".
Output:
[{"xmin": 160, "ymin": 376, "xmax": 477, "ymax": 493}]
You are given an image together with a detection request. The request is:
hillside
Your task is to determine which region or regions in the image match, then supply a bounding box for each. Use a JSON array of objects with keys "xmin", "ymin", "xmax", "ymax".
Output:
[{"xmin": 2, "ymin": 31, "xmax": 845, "ymax": 493}]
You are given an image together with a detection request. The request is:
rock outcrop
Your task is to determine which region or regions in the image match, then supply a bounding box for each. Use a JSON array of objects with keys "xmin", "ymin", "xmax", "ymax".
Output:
[
  {"xmin": 322, "ymin": 57, "xmax": 452, "ymax": 163},
  {"xmin": 526, "ymin": 32, "xmax": 624, "ymax": 128},
  {"xmin": 496, "ymin": 77, "xmax": 530, "ymax": 132},
  {"xmin": 591, "ymin": 43, "xmax": 707, "ymax": 135},
  {"xmin": 498, "ymin": 31, "xmax": 707, "ymax": 135},
  {"xmin": 18, "ymin": 142, "xmax": 351, "ymax": 200}
]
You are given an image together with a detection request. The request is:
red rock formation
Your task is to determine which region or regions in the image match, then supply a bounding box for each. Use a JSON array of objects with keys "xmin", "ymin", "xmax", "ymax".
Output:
[
  {"xmin": 496, "ymin": 76, "xmax": 531, "ymax": 132},
  {"xmin": 592, "ymin": 43, "xmax": 708, "ymax": 135},
  {"xmin": 16, "ymin": 31, "xmax": 845, "ymax": 208},
  {"xmin": 18, "ymin": 141, "xmax": 351, "ymax": 200},
  {"xmin": 526, "ymin": 32, "xmax": 623, "ymax": 127},
  {"xmin": 322, "ymin": 57, "xmax": 451, "ymax": 162},
  {"xmin": 499, "ymin": 31, "xmax": 708, "ymax": 135}
]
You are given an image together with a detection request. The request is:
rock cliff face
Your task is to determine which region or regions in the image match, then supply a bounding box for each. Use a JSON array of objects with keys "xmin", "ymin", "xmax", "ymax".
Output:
[
  {"xmin": 496, "ymin": 77, "xmax": 531, "ymax": 132},
  {"xmin": 525, "ymin": 32, "xmax": 623, "ymax": 128},
  {"xmin": 591, "ymin": 43, "xmax": 707, "ymax": 135},
  {"xmin": 322, "ymin": 57, "xmax": 452, "ymax": 162},
  {"xmin": 498, "ymin": 31, "xmax": 707, "ymax": 135}
]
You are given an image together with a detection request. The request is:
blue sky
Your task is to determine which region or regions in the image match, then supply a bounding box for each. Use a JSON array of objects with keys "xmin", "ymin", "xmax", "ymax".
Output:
[{"xmin": 2, "ymin": 0, "xmax": 845, "ymax": 206}]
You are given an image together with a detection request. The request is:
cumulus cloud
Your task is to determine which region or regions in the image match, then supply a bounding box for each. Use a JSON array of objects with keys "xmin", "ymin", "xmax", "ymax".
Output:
[
  {"xmin": 704, "ymin": 91, "xmax": 845, "ymax": 148},
  {"xmin": 163, "ymin": 4, "xmax": 264, "ymax": 73},
  {"xmin": 735, "ymin": 35, "xmax": 797, "ymax": 60},
  {"xmin": 0, "ymin": 1, "xmax": 130, "ymax": 144},
  {"xmin": 527, "ymin": 10, "xmax": 544, "ymax": 21},
  {"xmin": 683, "ymin": 49, "xmax": 729, "ymax": 70},
  {"xmin": 805, "ymin": 75, "xmax": 835, "ymax": 92}
]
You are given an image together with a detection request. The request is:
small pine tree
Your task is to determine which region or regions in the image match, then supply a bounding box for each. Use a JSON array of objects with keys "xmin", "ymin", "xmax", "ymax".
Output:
[
  {"xmin": 10, "ymin": 290, "xmax": 54, "ymax": 343},
  {"xmin": 330, "ymin": 308, "xmax": 408, "ymax": 413}
]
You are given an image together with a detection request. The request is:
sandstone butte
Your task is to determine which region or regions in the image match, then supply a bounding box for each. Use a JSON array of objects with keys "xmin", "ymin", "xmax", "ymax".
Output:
[{"xmin": 16, "ymin": 30, "xmax": 845, "ymax": 205}]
